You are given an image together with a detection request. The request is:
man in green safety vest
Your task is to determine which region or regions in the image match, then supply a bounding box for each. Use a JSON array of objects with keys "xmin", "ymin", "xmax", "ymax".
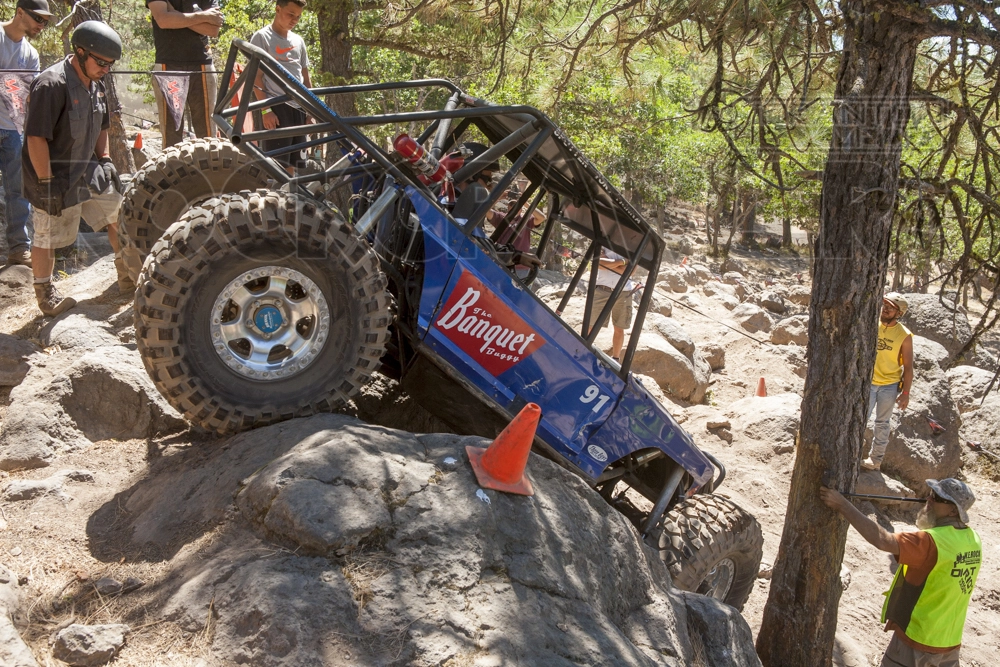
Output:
[{"xmin": 821, "ymin": 478, "xmax": 980, "ymax": 667}]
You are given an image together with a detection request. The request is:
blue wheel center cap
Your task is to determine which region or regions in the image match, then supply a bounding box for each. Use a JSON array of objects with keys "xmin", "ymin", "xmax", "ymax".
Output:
[{"xmin": 255, "ymin": 306, "xmax": 283, "ymax": 333}]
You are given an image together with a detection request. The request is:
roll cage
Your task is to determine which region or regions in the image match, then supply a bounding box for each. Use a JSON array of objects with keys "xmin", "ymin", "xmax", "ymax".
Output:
[{"xmin": 214, "ymin": 39, "xmax": 665, "ymax": 379}]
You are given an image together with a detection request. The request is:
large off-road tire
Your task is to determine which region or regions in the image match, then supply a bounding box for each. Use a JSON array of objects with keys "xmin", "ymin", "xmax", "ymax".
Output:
[
  {"xmin": 653, "ymin": 494, "xmax": 763, "ymax": 611},
  {"xmin": 123, "ymin": 138, "xmax": 271, "ymax": 257},
  {"xmin": 134, "ymin": 190, "xmax": 391, "ymax": 434}
]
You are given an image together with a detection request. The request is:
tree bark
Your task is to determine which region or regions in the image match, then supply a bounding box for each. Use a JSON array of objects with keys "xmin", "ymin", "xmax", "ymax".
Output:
[
  {"xmin": 755, "ymin": 5, "xmax": 921, "ymax": 665},
  {"xmin": 317, "ymin": 0, "xmax": 356, "ymax": 119},
  {"xmin": 739, "ymin": 191, "xmax": 756, "ymax": 245},
  {"xmin": 315, "ymin": 0, "xmax": 355, "ymax": 214}
]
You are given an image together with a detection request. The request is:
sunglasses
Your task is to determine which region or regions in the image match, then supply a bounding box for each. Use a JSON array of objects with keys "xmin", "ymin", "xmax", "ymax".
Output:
[
  {"xmin": 24, "ymin": 9, "xmax": 49, "ymax": 25},
  {"xmin": 929, "ymin": 491, "xmax": 953, "ymax": 505},
  {"xmin": 84, "ymin": 51, "xmax": 115, "ymax": 69}
]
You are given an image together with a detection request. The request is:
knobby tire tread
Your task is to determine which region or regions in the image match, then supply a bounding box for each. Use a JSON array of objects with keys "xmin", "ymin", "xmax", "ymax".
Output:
[
  {"xmin": 134, "ymin": 190, "xmax": 391, "ymax": 434},
  {"xmin": 657, "ymin": 494, "xmax": 763, "ymax": 611}
]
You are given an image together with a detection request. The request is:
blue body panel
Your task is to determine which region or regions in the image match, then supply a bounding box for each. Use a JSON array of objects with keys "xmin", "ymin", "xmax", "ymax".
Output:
[{"xmin": 408, "ymin": 188, "xmax": 712, "ymax": 486}]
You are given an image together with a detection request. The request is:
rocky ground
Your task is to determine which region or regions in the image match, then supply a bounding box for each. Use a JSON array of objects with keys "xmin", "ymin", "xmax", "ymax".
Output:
[{"xmin": 1, "ymin": 217, "xmax": 999, "ymax": 665}]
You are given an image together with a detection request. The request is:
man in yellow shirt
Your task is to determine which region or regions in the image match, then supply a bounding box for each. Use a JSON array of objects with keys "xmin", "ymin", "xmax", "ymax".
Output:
[{"xmin": 863, "ymin": 293, "xmax": 913, "ymax": 471}]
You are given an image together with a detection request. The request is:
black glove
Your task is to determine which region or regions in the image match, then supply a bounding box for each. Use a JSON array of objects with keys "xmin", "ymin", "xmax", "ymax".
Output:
[
  {"xmin": 38, "ymin": 177, "xmax": 66, "ymax": 217},
  {"xmin": 99, "ymin": 156, "xmax": 122, "ymax": 193}
]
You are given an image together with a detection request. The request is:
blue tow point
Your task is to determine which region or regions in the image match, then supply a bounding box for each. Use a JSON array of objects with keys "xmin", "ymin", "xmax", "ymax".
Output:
[{"xmin": 255, "ymin": 306, "xmax": 283, "ymax": 334}]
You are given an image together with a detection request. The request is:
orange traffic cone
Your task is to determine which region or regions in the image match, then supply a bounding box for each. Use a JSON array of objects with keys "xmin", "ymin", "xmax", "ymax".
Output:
[
  {"xmin": 133, "ymin": 133, "xmax": 143, "ymax": 150},
  {"xmin": 466, "ymin": 403, "xmax": 540, "ymax": 496},
  {"xmin": 756, "ymin": 377, "xmax": 767, "ymax": 397}
]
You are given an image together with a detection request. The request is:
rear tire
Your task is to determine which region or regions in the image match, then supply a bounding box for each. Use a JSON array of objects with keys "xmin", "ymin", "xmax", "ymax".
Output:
[
  {"xmin": 122, "ymin": 138, "xmax": 271, "ymax": 258},
  {"xmin": 653, "ymin": 494, "xmax": 763, "ymax": 611},
  {"xmin": 134, "ymin": 190, "xmax": 391, "ymax": 434}
]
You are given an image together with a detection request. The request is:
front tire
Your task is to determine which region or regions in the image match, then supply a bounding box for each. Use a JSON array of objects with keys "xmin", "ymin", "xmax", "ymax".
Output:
[
  {"xmin": 652, "ymin": 494, "xmax": 763, "ymax": 611},
  {"xmin": 134, "ymin": 190, "xmax": 391, "ymax": 434}
]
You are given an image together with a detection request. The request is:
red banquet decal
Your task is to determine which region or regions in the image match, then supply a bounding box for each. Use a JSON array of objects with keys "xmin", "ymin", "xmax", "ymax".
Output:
[{"xmin": 434, "ymin": 271, "xmax": 545, "ymax": 376}]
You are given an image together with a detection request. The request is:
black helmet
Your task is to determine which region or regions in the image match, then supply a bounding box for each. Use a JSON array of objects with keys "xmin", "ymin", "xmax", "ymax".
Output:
[
  {"xmin": 72, "ymin": 21, "xmax": 122, "ymax": 61},
  {"xmin": 460, "ymin": 142, "xmax": 500, "ymax": 172},
  {"xmin": 452, "ymin": 141, "xmax": 500, "ymax": 184}
]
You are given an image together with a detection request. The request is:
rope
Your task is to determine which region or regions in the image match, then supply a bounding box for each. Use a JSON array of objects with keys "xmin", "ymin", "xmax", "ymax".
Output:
[
  {"xmin": 655, "ymin": 290, "xmax": 768, "ymax": 345},
  {"xmin": 119, "ymin": 109, "xmax": 156, "ymax": 124}
]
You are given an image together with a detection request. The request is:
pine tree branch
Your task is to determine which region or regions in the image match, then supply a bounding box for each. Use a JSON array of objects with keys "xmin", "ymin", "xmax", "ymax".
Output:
[{"xmin": 351, "ymin": 37, "xmax": 454, "ymax": 60}]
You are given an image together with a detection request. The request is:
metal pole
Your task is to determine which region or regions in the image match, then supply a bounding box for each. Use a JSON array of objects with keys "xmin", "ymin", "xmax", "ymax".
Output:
[{"xmin": 843, "ymin": 493, "xmax": 925, "ymax": 503}]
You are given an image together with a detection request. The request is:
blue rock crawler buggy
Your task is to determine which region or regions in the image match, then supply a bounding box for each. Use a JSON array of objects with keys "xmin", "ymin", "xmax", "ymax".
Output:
[{"xmin": 127, "ymin": 40, "xmax": 764, "ymax": 609}]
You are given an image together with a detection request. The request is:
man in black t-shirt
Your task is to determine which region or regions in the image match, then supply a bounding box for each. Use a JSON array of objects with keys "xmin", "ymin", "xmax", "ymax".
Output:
[
  {"xmin": 146, "ymin": 0, "xmax": 222, "ymax": 147},
  {"xmin": 23, "ymin": 21, "xmax": 134, "ymax": 316}
]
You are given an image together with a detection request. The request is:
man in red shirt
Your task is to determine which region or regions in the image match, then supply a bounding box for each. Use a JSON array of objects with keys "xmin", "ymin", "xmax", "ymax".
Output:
[{"xmin": 821, "ymin": 479, "xmax": 980, "ymax": 667}]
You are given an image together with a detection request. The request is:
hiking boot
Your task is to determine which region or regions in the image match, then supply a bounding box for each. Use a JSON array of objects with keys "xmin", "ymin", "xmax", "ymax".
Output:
[
  {"xmin": 861, "ymin": 457, "xmax": 881, "ymax": 471},
  {"xmin": 34, "ymin": 281, "xmax": 77, "ymax": 317},
  {"xmin": 114, "ymin": 256, "xmax": 136, "ymax": 294},
  {"xmin": 6, "ymin": 248, "xmax": 31, "ymax": 267}
]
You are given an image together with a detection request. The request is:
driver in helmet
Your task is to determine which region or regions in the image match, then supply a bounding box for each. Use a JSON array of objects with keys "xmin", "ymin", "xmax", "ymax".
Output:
[
  {"xmin": 450, "ymin": 142, "xmax": 541, "ymax": 273},
  {"xmin": 450, "ymin": 141, "xmax": 498, "ymax": 230},
  {"xmin": 22, "ymin": 20, "xmax": 140, "ymax": 316}
]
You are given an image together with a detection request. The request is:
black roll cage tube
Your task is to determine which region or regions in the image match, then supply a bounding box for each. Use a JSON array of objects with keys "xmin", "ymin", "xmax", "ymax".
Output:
[{"xmin": 213, "ymin": 39, "xmax": 660, "ymax": 379}]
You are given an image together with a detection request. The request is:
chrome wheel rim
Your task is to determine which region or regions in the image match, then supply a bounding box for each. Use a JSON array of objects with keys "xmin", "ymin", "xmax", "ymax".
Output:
[
  {"xmin": 210, "ymin": 266, "xmax": 330, "ymax": 380},
  {"xmin": 698, "ymin": 557, "xmax": 736, "ymax": 601}
]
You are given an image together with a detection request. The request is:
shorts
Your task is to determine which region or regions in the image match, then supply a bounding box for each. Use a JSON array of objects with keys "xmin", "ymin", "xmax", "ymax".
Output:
[
  {"xmin": 592, "ymin": 285, "xmax": 633, "ymax": 329},
  {"xmin": 262, "ymin": 103, "xmax": 307, "ymax": 168},
  {"xmin": 31, "ymin": 190, "xmax": 123, "ymax": 250},
  {"xmin": 880, "ymin": 634, "xmax": 960, "ymax": 667}
]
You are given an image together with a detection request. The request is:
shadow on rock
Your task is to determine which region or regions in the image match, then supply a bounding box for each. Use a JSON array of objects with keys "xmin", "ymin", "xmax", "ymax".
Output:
[{"xmin": 95, "ymin": 413, "xmax": 761, "ymax": 666}]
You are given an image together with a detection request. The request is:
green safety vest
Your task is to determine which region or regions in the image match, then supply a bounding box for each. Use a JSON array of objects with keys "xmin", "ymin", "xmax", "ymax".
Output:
[{"xmin": 881, "ymin": 525, "xmax": 982, "ymax": 648}]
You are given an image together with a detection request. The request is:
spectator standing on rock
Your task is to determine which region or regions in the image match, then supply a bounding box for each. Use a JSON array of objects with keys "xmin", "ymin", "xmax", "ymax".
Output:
[
  {"xmin": 146, "ymin": 0, "xmax": 223, "ymax": 147},
  {"xmin": 23, "ymin": 21, "xmax": 130, "ymax": 316},
  {"xmin": 863, "ymin": 292, "xmax": 914, "ymax": 471},
  {"xmin": 593, "ymin": 247, "xmax": 636, "ymax": 362},
  {"xmin": 821, "ymin": 479, "xmax": 980, "ymax": 667},
  {"xmin": 0, "ymin": 0, "xmax": 48, "ymax": 267},
  {"xmin": 250, "ymin": 0, "xmax": 311, "ymax": 173}
]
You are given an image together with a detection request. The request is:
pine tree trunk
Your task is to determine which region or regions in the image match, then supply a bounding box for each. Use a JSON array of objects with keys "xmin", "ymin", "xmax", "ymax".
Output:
[
  {"xmin": 739, "ymin": 192, "xmax": 756, "ymax": 245},
  {"xmin": 103, "ymin": 74, "xmax": 134, "ymax": 173},
  {"xmin": 316, "ymin": 0, "xmax": 355, "ymax": 214},
  {"xmin": 317, "ymin": 0, "xmax": 356, "ymax": 118},
  {"xmin": 755, "ymin": 6, "xmax": 921, "ymax": 665}
]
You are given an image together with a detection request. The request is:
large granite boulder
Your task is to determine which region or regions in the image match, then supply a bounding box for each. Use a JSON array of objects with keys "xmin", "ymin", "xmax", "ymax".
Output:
[
  {"xmin": 786, "ymin": 284, "xmax": 811, "ymax": 306},
  {"xmin": 631, "ymin": 333, "xmax": 712, "ymax": 403},
  {"xmin": 0, "ymin": 327, "xmax": 185, "ymax": 471},
  {"xmin": 731, "ymin": 303, "xmax": 773, "ymax": 334},
  {"xmin": 759, "ymin": 291, "xmax": 786, "ymax": 315},
  {"xmin": 899, "ymin": 293, "xmax": 973, "ymax": 361},
  {"xmin": 946, "ymin": 365, "xmax": 995, "ymax": 414},
  {"xmin": 0, "ymin": 334, "xmax": 39, "ymax": 388},
  {"xmin": 726, "ymin": 393, "xmax": 801, "ymax": 447},
  {"xmin": 645, "ymin": 314, "xmax": 696, "ymax": 357},
  {"xmin": 770, "ymin": 315, "xmax": 809, "ymax": 346},
  {"xmin": 134, "ymin": 414, "xmax": 762, "ymax": 666},
  {"xmin": 875, "ymin": 338, "xmax": 963, "ymax": 491},
  {"xmin": 0, "ymin": 564, "xmax": 38, "ymax": 667}
]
